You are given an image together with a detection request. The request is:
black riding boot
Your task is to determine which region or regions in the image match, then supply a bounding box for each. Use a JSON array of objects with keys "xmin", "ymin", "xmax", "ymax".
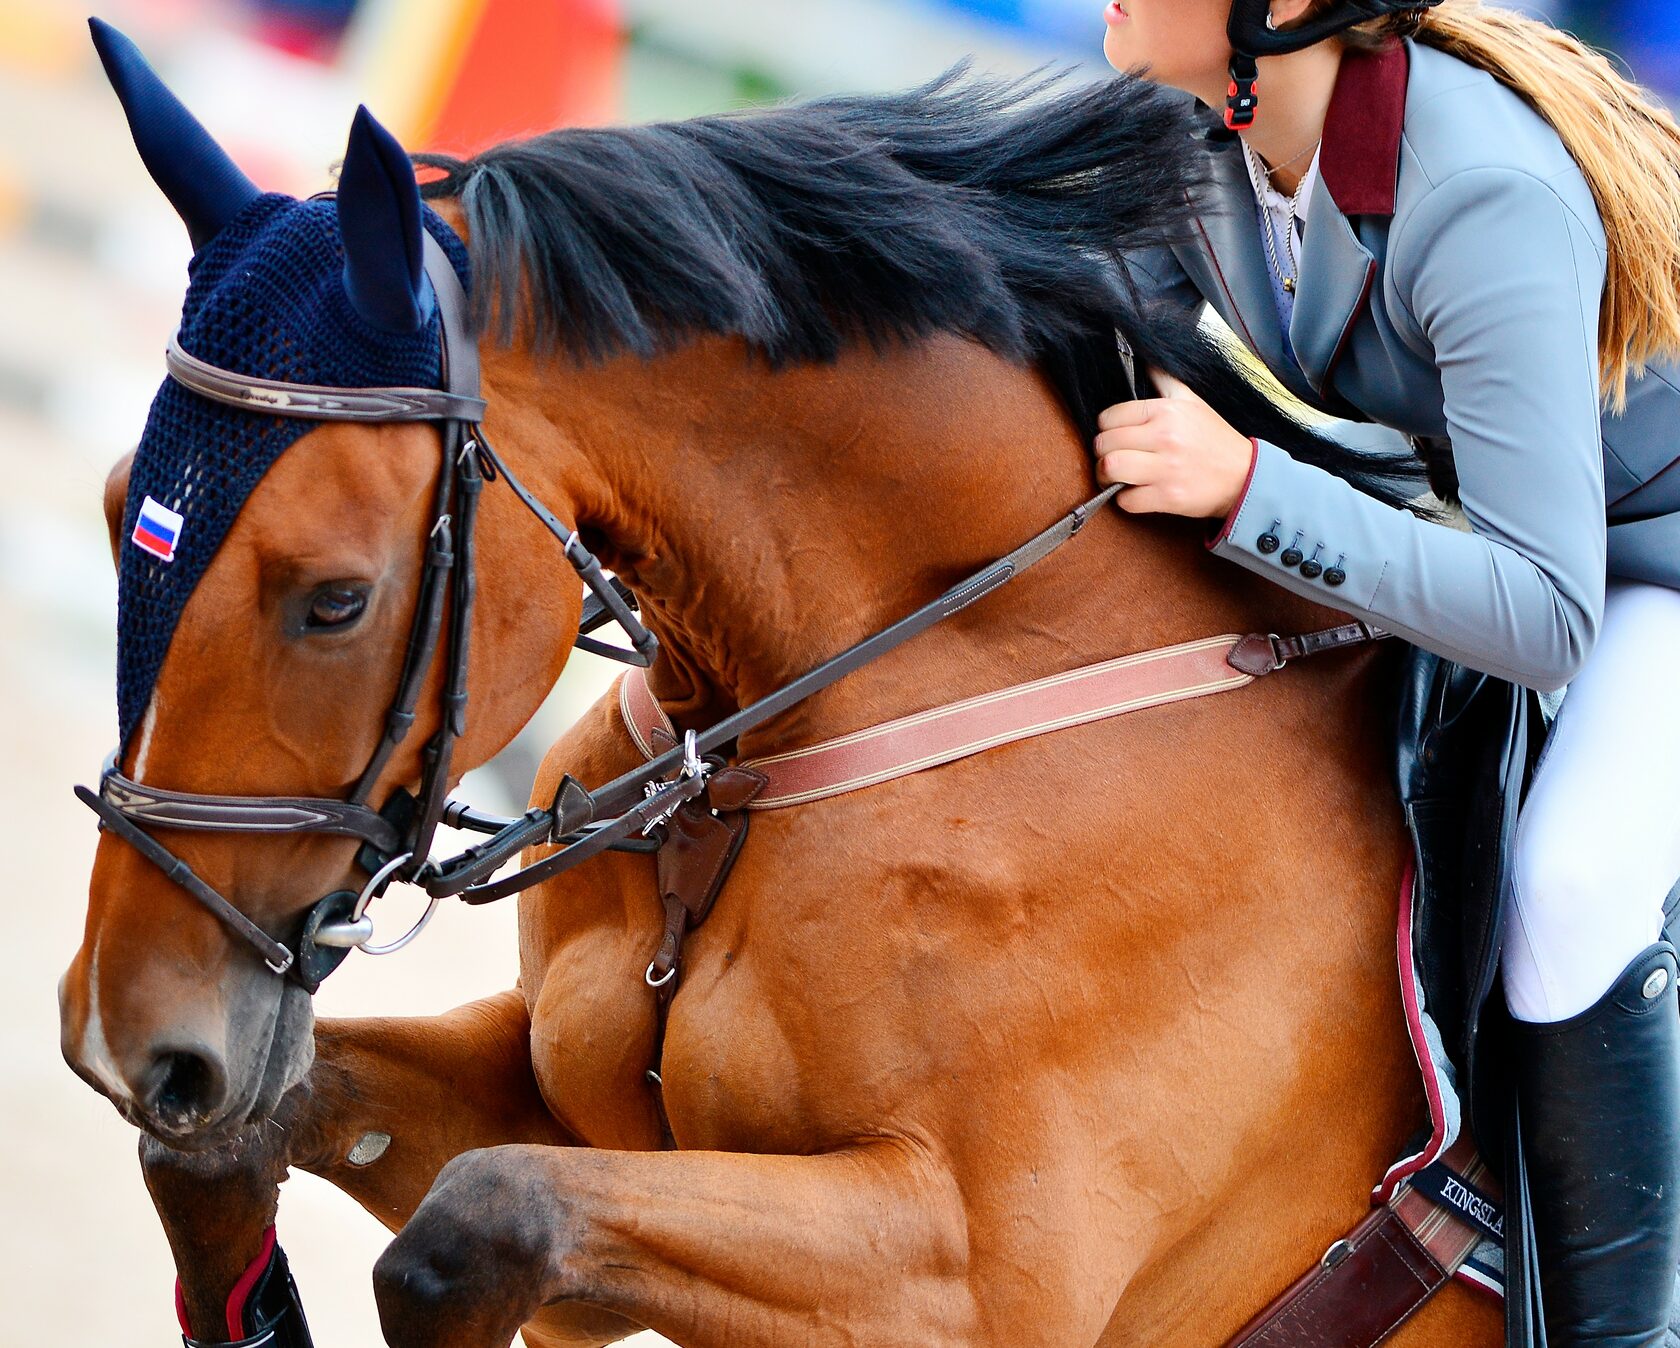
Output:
[{"xmin": 1515, "ymin": 940, "xmax": 1680, "ymax": 1346}]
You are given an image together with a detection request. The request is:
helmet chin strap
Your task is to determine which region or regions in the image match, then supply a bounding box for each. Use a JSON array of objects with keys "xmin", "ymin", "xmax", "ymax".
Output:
[{"xmin": 1223, "ymin": 0, "xmax": 1440, "ymax": 129}]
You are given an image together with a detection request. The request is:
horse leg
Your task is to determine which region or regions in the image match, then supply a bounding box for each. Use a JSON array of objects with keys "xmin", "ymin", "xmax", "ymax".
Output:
[
  {"xmin": 140, "ymin": 1116, "xmax": 290, "ymax": 1343},
  {"xmin": 142, "ymin": 990, "xmax": 635, "ymax": 1346},
  {"xmin": 372, "ymin": 1139, "xmax": 976, "ymax": 1348}
]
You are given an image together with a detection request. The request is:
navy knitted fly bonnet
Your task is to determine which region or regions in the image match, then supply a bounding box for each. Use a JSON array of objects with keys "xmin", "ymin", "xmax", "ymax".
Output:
[{"xmin": 91, "ymin": 19, "xmax": 468, "ymax": 749}]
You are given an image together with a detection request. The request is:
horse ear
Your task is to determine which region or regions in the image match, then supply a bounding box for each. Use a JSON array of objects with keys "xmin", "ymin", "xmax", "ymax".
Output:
[
  {"xmin": 338, "ymin": 106, "xmax": 433, "ymax": 334},
  {"xmin": 88, "ymin": 18, "xmax": 261, "ymax": 252}
]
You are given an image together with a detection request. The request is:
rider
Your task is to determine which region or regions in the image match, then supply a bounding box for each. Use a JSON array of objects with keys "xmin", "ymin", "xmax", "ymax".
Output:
[{"xmin": 1096, "ymin": 0, "xmax": 1680, "ymax": 1339}]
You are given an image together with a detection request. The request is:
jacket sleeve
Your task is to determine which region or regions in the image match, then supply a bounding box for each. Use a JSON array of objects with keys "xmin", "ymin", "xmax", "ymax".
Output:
[{"xmin": 1206, "ymin": 166, "xmax": 1608, "ymax": 691}]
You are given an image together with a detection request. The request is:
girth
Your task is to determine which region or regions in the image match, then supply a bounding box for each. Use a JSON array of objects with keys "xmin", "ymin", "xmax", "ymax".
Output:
[{"xmin": 1227, "ymin": 1137, "xmax": 1502, "ymax": 1347}]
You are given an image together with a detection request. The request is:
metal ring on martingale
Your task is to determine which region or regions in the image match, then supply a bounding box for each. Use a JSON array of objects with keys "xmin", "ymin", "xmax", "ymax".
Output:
[{"xmin": 646, "ymin": 960, "xmax": 678, "ymax": 989}]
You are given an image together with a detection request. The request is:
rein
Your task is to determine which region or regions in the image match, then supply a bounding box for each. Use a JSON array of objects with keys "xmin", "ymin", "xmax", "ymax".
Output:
[{"xmin": 78, "ymin": 234, "xmax": 1388, "ymax": 992}]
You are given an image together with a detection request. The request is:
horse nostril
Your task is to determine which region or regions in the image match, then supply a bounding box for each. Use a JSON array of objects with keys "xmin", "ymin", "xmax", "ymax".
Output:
[{"xmin": 141, "ymin": 1047, "xmax": 228, "ymax": 1130}]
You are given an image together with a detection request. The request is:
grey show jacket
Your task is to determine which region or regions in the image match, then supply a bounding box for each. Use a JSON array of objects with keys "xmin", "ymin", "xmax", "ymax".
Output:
[{"xmin": 1137, "ymin": 39, "xmax": 1680, "ymax": 692}]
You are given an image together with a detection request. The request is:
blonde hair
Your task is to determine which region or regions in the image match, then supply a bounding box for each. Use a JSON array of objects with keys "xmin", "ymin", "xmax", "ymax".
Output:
[{"xmin": 1345, "ymin": 2, "xmax": 1680, "ymax": 410}]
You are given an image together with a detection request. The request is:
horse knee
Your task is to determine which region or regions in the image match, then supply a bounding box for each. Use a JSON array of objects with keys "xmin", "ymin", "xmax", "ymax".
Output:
[
  {"xmin": 372, "ymin": 1242, "xmax": 457, "ymax": 1348},
  {"xmin": 374, "ymin": 1146, "xmax": 583, "ymax": 1346}
]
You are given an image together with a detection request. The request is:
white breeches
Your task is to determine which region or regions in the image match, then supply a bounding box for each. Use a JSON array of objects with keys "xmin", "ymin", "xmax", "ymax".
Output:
[{"xmin": 1503, "ymin": 579, "xmax": 1680, "ymax": 1024}]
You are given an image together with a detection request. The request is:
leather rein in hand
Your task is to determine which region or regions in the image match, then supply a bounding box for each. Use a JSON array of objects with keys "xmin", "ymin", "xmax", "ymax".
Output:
[{"xmin": 77, "ymin": 234, "xmax": 1385, "ymax": 992}]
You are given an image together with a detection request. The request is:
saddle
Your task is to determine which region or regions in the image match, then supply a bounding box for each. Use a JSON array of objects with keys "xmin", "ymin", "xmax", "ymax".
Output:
[
  {"xmin": 1395, "ymin": 646, "xmax": 1547, "ymax": 1171},
  {"xmin": 1395, "ymin": 649, "xmax": 1680, "ymax": 1346}
]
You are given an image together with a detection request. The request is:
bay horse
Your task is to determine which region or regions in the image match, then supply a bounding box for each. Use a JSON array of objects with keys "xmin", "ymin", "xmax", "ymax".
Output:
[{"xmin": 58, "ymin": 21, "xmax": 1503, "ymax": 1348}]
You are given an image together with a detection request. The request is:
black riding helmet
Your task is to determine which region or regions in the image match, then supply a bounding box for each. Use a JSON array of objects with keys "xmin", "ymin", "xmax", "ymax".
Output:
[{"xmin": 1225, "ymin": 0, "xmax": 1443, "ymax": 128}]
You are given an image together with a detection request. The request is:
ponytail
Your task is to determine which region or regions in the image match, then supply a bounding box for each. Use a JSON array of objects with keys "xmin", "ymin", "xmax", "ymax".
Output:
[{"xmin": 1349, "ymin": 2, "xmax": 1680, "ymax": 411}]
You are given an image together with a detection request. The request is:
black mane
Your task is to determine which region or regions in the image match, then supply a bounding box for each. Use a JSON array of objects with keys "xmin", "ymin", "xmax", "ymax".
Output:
[{"xmin": 417, "ymin": 68, "xmax": 1426, "ymax": 507}]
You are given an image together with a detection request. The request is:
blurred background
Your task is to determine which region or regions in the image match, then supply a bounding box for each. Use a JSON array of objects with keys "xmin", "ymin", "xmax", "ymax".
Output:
[{"xmin": 1, "ymin": 0, "xmax": 1671, "ymax": 1343}]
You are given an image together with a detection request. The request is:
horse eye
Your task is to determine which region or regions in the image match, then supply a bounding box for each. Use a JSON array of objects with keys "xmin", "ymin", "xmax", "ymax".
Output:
[{"xmin": 306, "ymin": 587, "xmax": 367, "ymax": 629}]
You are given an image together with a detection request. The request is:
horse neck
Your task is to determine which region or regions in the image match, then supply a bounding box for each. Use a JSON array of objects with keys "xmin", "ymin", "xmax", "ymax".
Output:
[{"xmin": 486, "ymin": 331, "xmax": 1334, "ymax": 747}]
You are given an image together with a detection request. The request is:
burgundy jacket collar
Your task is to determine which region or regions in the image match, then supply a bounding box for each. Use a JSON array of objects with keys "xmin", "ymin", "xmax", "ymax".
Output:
[{"xmin": 1318, "ymin": 40, "xmax": 1409, "ymax": 218}]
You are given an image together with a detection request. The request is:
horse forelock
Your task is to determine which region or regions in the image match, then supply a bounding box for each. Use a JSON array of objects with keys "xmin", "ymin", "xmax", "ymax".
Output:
[{"xmin": 414, "ymin": 67, "xmax": 1214, "ymax": 370}]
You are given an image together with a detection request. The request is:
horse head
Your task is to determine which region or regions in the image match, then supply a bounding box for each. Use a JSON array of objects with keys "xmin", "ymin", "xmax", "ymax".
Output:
[{"xmin": 59, "ymin": 22, "xmax": 580, "ymax": 1147}]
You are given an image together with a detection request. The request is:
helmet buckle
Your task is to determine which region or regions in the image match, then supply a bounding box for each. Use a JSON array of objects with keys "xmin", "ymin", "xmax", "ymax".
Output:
[{"xmin": 1226, "ymin": 56, "xmax": 1260, "ymax": 130}]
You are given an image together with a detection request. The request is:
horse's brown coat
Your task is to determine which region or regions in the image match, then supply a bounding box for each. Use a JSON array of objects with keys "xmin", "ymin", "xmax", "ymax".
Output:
[{"xmin": 60, "ymin": 198, "xmax": 1500, "ymax": 1345}]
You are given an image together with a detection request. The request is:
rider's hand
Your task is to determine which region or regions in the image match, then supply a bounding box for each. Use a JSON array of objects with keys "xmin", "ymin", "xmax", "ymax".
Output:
[{"xmin": 1094, "ymin": 372, "xmax": 1256, "ymax": 519}]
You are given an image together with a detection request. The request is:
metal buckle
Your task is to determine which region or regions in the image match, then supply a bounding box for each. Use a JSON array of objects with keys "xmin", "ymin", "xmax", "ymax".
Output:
[{"xmin": 640, "ymin": 731, "xmax": 708, "ymax": 837}]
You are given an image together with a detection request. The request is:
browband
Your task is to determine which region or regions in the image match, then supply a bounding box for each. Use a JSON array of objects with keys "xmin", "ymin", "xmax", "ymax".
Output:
[{"xmin": 165, "ymin": 332, "xmax": 487, "ymax": 424}]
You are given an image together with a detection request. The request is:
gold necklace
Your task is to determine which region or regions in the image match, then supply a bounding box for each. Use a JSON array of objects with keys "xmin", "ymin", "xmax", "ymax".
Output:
[{"xmin": 1248, "ymin": 135, "xmax": 1320, "ymax": 180}]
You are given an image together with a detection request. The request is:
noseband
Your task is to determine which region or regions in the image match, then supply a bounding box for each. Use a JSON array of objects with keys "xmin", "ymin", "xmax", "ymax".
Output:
[{"xmin": 77, "ymin": 222, "xmax": 1144, "ymax": 992}]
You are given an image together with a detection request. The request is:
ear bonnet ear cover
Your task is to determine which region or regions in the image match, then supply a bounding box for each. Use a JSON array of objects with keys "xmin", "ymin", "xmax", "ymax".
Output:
[{"xmin": 114, "ymin": 195, "xmax": 471, "ymax": 750}]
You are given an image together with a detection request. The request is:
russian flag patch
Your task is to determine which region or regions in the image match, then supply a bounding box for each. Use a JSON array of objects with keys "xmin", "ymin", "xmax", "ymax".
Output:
[{"xmin": 131, "ymin": 495, "xmax": 184, "ymax": 563}]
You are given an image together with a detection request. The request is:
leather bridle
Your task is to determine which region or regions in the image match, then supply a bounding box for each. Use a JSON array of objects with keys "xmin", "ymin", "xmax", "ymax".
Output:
[
  {"xmin": 77, "ymin": 231, "xmax": 662, "ymax": 990},
  {"xmin": 75, "ymin": 223, "xmax": 1148, "ymax": 993}
]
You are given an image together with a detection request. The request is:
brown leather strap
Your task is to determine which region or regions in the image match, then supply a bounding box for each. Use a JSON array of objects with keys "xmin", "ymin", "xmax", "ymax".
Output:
[
  {"xmin": 646, "ymin": 766, "xmax": 768, "ymax": 989},
  {"xmin": 1226, "ymin": 621, "xmax": 1389, "ymax": 678},
  {"xmin": 1228, "ymin": 1140, "xmax": 1495, "ymax": 1348},
  {"xmin": 1227, "ymin": 1206, "xmax": 1446, "ymax": 1347},
  {"xmin": 620, "ymin": 623, "xmax": 1387, "ymax": 813},
  {"xmin": 166, "ymin": 332, "xmax": 488, "ymax": 423}
]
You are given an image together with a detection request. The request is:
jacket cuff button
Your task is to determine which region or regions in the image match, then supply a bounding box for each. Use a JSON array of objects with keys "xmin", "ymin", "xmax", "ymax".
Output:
[
  {"xmin": 1299, "ymin": 559, "xmax": 1323, "ymax": 579},
  {"xmin": 1324, "ymin": 567, "xmax": 1347, "ymax": 587},
  {"xmin": 1257, "ymin": 533, "xmax": 1280, "ymax": 554},
  {"xmin": 1280, "ymin": 547, "xmax": 1304, "ymax": 567}
]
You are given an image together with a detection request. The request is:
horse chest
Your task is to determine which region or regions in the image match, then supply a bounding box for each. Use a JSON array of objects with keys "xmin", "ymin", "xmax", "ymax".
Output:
[{"xmin": 524, "ymin": 930, "xmax": 809, "ymax": 1152}]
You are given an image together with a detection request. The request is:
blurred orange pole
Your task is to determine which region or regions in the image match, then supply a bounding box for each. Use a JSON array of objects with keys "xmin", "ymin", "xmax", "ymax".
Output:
[
  {"xmin": 347, "ymin": 0, "xmax": 623, "ymax": 153},
  {"xmin": 425, "ymin": 0, "xmax": 623, "ymax": 152}
]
